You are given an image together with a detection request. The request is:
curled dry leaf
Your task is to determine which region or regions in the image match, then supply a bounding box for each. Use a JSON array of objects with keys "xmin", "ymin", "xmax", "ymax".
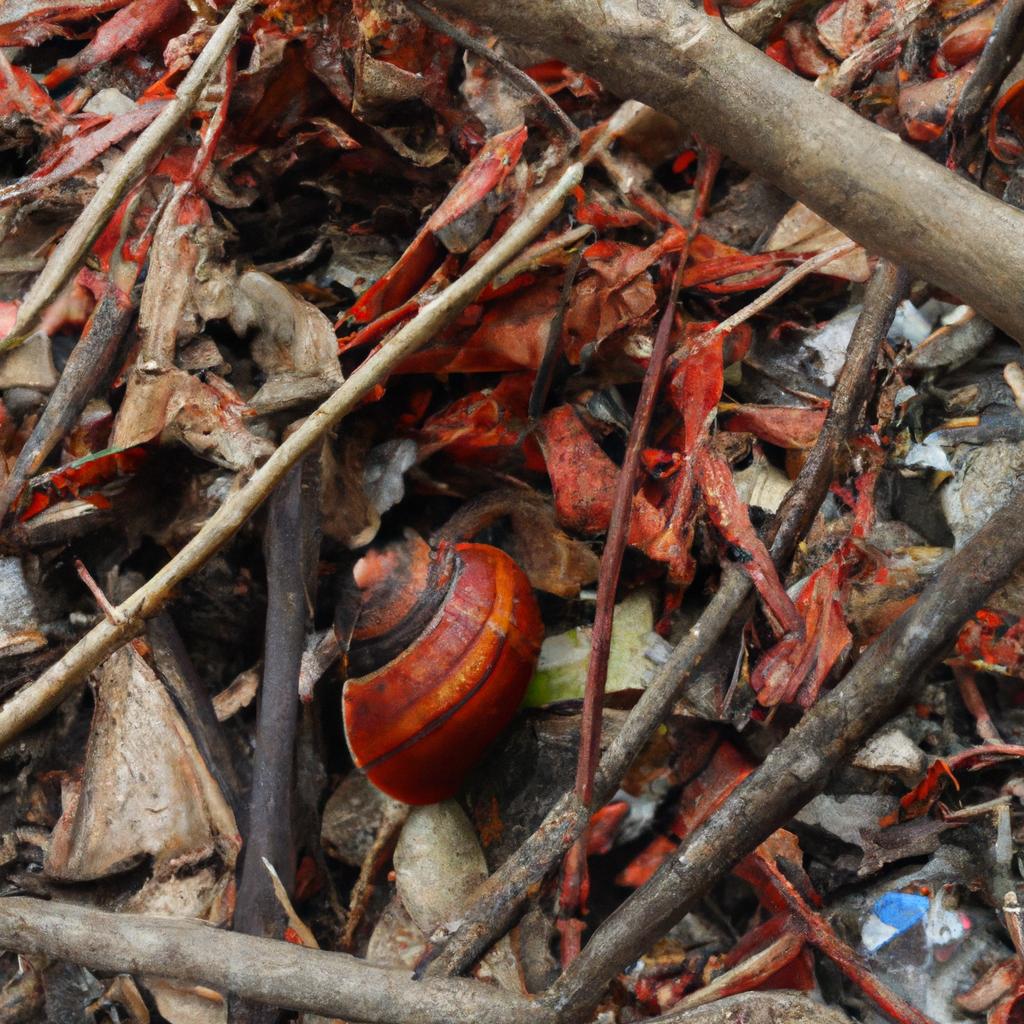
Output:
[
  {"xmin": 110, "ymin": 366, "xmax": 274, "ymax": 471},
  {"xmin": 227, "ymin": 270, "xmax": 343, "ymax": 414},
  {"xmin": 45, "ymin": 646, "xmax": 239, "ymax": 882}
]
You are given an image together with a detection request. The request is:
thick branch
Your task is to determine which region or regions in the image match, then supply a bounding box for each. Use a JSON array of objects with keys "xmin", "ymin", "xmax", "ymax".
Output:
[
  {"xmin": 0, "ymin": 897, "xmax": 552, "ymax": 1024},
  {"xmin": 545, "ymin": 481, "xmax": 1024, "ymax": 1020},
  {"xmin": 429, "ymin": 0, "xmax": 1024, "ymax": 343}
]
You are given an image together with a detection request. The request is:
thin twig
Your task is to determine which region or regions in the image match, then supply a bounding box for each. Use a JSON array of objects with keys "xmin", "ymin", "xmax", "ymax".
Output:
[
  {"xmin": 146, "ymin": 612, "xmax": 246, "ymax": 816},
  {"xmin": 0, "ymin": 189, "xmax": 153, "ymax": 519},
  {"xmin": 233, "ymin": 460, "xmax": 319, "ymax": 1024},
  {"xmin": 0, "ymin": 0, "xmax": 257, "ymax": 352},
  {"xmin": 556, "ymin": 266, "xmax": 684, "ymax": 965},
  {"xmin": 402, "ymin": 0, "xmax": 580, "ymax": 151},
  {"xmin": 0, "ymin": 162, "xmax": 582, "ymax": 750},
  {"xmin": 545, "ymin": 480, "xmax": 1024, "ymax": 1020},
  {"xmin": 528, "ymin": 245, "xmax": 586, "ymax": 421},
  {"xmin": 0, "ymin": 897, "xmax": 554, "ymax": 1024},
  {"xmin": 420, "ymin": 260, "xmax": 906, "ymax": 979},
  {"xmin": 713, "ymin": 240, "xmax": 858, "ymax": 337}
]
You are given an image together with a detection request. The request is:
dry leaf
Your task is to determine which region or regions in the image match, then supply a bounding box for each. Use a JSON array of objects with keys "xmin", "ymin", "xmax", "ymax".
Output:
[
  {"xmin": 227, "ymin": 270, "xmax": 343, "ymax": 414},
  {"xmin": 45, "ymin": 646, "xmax": 239, "ymax": 881}
]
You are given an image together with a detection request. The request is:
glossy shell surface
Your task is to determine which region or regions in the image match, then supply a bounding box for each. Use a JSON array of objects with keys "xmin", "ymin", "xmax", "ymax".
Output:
[{"xmin": 343, "ymin": 541, "xmax": 543, "ymax": 804}]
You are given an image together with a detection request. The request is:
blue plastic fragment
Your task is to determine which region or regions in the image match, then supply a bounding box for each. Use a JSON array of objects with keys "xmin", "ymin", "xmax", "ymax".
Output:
[{"xmin": 872, "ymin": 891, "xmax": 930, "ymax": 932}]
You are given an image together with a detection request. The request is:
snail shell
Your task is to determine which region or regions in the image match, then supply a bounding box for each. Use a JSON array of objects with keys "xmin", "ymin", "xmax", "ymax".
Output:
[{"xmin": 343, "ymin": 535, "xmax": 543, "ymax": 805}]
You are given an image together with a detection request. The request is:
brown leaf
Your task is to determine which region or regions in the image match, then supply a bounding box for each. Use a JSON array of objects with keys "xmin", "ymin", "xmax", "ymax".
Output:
[{"xmin": 45, "ymin": 646, "xmax": 238, "ymax": 881}]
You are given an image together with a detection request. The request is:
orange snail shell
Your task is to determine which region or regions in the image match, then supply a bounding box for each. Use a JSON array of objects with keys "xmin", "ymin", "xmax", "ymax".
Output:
[{"xmin": 342, "ymin": 535, "xmax": 543, "ymax": 805}]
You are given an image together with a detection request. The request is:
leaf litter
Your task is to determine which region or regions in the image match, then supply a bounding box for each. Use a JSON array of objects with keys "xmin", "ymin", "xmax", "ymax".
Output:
[{"xmin": 1, "ymin": 0, "xmax": 1024, "ymax": 1021}]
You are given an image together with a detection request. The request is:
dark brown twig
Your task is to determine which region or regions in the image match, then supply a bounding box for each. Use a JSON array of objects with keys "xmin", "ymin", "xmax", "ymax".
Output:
[
  {"xmin": 0, "ymin": 897, "xmax": 554, "ymax": 1024},
  {"xmin": 421, "ymin": 260, "xmax": 907, "ymax": 979},
  {"xmin": 233, "ymin": 459, "xmax": 319, "ymax": 1024},
  {"xmin": 545, "ymin": 480, "xmax": 1024, "ymax": 1020},
  {"xmin": 231, "ymin": 472, "xmax": 317, "ymax": 1024},
  {"xmin": 0, "ymin": 190, "xmax": 152, "ymax": 521},
  {"xmin": 402, "ymin": 0, "xmax": 580, "ymax": 151},
  {"xmin": 529, "ymin": 245, "xmax": 586, "ymax": 421}
]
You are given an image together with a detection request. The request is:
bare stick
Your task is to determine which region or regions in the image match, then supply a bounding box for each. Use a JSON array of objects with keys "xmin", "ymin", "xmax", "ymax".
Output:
[
  {"xmin": 0, "ymin": 162, "xmax": 582, "ymax": 749},
  {"xmin": 420, "ymin": 259, "xmax": 906, "ymax": 979},
  {"xmin": 431, "ymin": 0, "xmax": 1024, "ymax": 344},
  {"xmin": 556, "ymin": 266, "xmax": 683, "ymax": 965},
  {"xmin": 546, "ymin": 482, "xmax": 1024, "ymax": 1020},
  {"xmin": 233, "ymin": 461, "xmax": 318, "ymax": 1024},
  {"xmin": 0, "ymin": 0, "xmax": 257, "ymax": 352},
  {"xmin": 0, "ymin": 896, "xmax": 554, "ymax": 1024}
]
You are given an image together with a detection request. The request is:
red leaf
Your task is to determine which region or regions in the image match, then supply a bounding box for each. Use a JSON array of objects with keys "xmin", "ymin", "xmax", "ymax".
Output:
[
  {"xmin": 723, "ymin": 405, "xmax": 828, "ymax": 450},
  {"xmin": 43, "ymin": 0, "xmax": 182, "ymax": 88},
  {"xmin": 0, "ymin": 100, "xmax": 168, "ymax": 207},
  {"xmin": 695, "ymin": 450, "xmax": 802, "ymax": 637},
  {"xmin": 349, "ymin": 125, "xmax": 528, "ymax": 324}
]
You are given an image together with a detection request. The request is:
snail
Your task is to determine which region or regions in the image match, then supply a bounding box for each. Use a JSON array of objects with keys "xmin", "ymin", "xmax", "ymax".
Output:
[{"xmin": 343, "ymin": 533, "xmax": 543, "ymax": 804}]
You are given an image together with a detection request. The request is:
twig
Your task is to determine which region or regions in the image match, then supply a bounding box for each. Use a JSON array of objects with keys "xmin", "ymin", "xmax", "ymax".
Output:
[
  {"xmin": 0, "ymin": 897, "xmax": 554, "ymax": 1024},
  {"xmin": 765, "ymin": 260, "xmax": 908, "ymax": 560},
  {"xmin": 419, "ymin": 260, "xmax": 906, "ymax": 981},
  {"xmin": 954, "ymin": 665, "xmax": 1002, "ymax": 744},
  {"xmin": 0, "ymin": 162, "xmax": 582, "ymax": 750},
  {"xmin": 402, "ymin": 0, "xmax": 580, "ymax": 151},
  {"xmin": 713, "ymin": 240, "xmax": 858, "ymax": 337},
  {"xmin": 556, "ymin": 265, "xmax": 684, "ymax": 965},
  {"xmin": 528, "ymin": 245, "xmax": 586, "ymax": 421},
  {"xmin": 0, "ymin": 0, "xmax": 257, "ymax": 352},
  {"xmin": 558, "ymin": 146, "xmax": 725, "ymax": 960},
  {"xmin": 233, "ymin": 461, "xmax": 319, "ymax": 1024},
  {"xmin": 0, "ymin": 189, "xmax": 153, "ymax": 519},
  {"xmin": 545, "ymin": 480, "xmax": 1024, "ymax": 1020},
  {"xmin": 430, "ymin": 0, "xmax": 1024, "ymax": 344},
  {"xmin": 342, "ymin": 799, "xmax": 410, "ymax": 951}
]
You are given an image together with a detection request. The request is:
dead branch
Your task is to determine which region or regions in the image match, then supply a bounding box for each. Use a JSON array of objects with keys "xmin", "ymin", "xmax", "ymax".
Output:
[
  {"xmin": 0, "ymin": 896, "xmax": 554, "ymax": 1024},
  {"xmin": 429, "ymin": 0, "xmax": 1024, "ymax": 343},
  {"xmin": 544, "ymin": 480, "xmax": 1024, "ymax": 1021},
  {"xmin": 420, "ymin": 260, "xmax": 905, "ymax": 980},
  {"xmin": 0, "ymin": 0, "xmax": 257, "ymax": 352},
  {"xmin": 0, "ymin": 162, "xmax": 582, "ymax": 751}
]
